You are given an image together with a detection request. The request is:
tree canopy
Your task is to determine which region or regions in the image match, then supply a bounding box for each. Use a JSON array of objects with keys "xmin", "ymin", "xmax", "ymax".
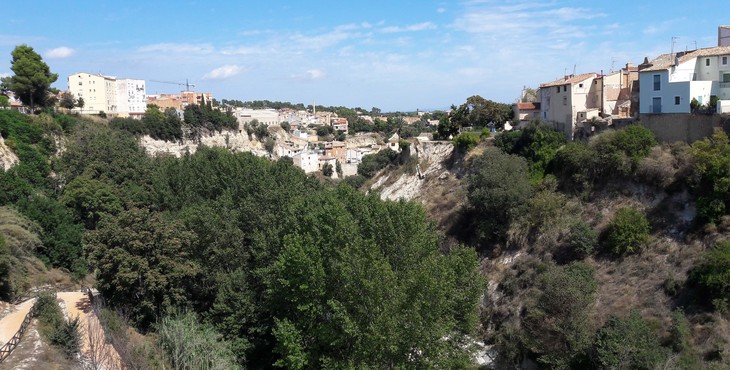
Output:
[{"xmin": 3, "ymin": 45, "xmax": 58, "ymax": 110}]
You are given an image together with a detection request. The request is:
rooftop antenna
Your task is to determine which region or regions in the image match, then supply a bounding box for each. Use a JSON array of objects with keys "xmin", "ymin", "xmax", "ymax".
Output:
[
  {"xmin": 573, "ymin": 64, "xmax": 577, "ymax": 76},
  {"xmin": 693, "ymin": 40, "xmax": 698, "ymax": 50},
  {"xmin": 671, "ymin": 36, "xmax": 679, "ymax": 54},
  {"xmin": 611, "ymin": 57, "xmax": 618, "ymax": 73}
]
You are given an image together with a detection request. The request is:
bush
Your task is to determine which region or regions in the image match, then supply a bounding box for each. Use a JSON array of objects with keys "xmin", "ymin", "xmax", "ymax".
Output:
[
  {"xmin": 605, "ymin": 208, "xmax": 650, "ymax": 255},
  {"xmin": 593, "ymin": 312, "xmax": 668, "ymax": 370},
  {"xmin": 357, "ymin": 148, "xmax": 398, "ymax": 178},
  {"xmin": 36, "ymin": 291, "xmax": 81, "ymax": 359},
  {"xmin": 562, "ymin": 222, "xmax": 597, "ymax": 261},
  {"xmin": 453, "ymin": 132, "xmax": 481, "ymax": 153},
  {"xmin": 158, "ymin": 311, "xmax": 240, "ymax": 370},
  {"xmin": 467, "ymin": 147, "xmax": 532, "ymax": 243},
  {"xmin": 523, "ymin": 262, "xmax": 597, "ymax": 368},
  {"xmin": 342, "ymin": 174, "xmax": 366, "ymax": 189},
  {"xmin": 688, "ymin": 241, "xmax": 730, "ymax": 309}
]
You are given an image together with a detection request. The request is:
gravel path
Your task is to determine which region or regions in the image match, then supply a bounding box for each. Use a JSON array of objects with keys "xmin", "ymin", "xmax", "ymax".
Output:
[{"xmin": 0, "ymin": 298, "xmax": 36, "ymax": 346}]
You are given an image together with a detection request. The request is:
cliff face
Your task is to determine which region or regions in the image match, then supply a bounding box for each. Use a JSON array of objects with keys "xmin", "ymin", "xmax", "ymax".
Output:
[
  {"xmin": 0, "ymin": 135, "xmax": 19, "ymax": 171},
  {"xmin": 370, "ymin": 139, "xmax": 466, "ymax": 231},
  {"xmin": 140, "ymin": 130, "xmax": 267, "ymax": 158}
]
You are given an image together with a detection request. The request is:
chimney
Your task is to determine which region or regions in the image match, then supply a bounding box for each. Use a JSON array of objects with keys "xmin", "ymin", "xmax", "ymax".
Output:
[{"xmin": 720, "ymin": 25, "xmax": 730, "ymax": 46}]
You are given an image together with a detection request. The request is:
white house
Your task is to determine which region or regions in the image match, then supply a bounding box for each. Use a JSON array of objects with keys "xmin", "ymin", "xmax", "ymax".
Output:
[
  {"xmin": 638, "ymin": 45, "xmax": 730, "ymax": 114},
  {"xmin": 293, "ymin": 151, "xmax": 319, "ymax": 173},
  {"xmin": 234, "ymin": 108, "xmax": 281, "ymax": 126},
  {"xmin": 539, "ymin": 73, "xmax": 601, "ymax": 139}
]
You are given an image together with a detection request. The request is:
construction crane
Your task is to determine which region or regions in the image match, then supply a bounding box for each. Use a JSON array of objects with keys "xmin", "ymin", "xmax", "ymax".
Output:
[{"xmin": 149, "ymin": 78, "xmax": 196, "ymax": 91}]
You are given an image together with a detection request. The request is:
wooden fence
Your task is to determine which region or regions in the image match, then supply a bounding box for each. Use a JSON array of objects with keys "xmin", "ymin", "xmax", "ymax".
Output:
[{"xmin": 0, "ymin": 295, "xmax": 46, "ymax": 363}]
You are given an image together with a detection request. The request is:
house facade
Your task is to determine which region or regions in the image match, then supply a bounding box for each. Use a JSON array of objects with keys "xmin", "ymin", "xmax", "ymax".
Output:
[
  {"xmin": 512, "ymin": 102, "xmax": 541, "ymax": 128},
  {"xmin": 539, "ymin": 73, "xmax": 601, "ymax": 139},
  {"xmin": 68, "ymin": 73, "xmax": 148, "ymax": 117},
  {"xmin": 638, "ymin": 45, "xmax": 730, "ymax": 114}
]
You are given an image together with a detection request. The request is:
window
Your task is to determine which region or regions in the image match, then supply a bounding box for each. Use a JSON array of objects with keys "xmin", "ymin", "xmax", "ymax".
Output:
[
  {"xmin": 556, "ymin": 86, "xmax": 560, "ymax": 93},
  {"xmin": 653, "ymin": 74, "xmax": 661, "ymax": 91},
  {"xmin": 724, "ymin": 73, "xmax": 730, "ymax": 83},
  {"xmin": 563, "ymin": 86, "xmax": 567, "ymax": 92},
  {"xmin": 563, "ymin": 96, "xmax": 567, "ymax": 106},
  {"xmin": 723, "ymin": 56, "xmax": 728, "ymax": 65},
  {"xmin": 579, "ymin": 83, "xmax": 584, "ymax": 88},
  {"xmin": 675, "ymin": 96, "xmax": 680, "ymax": 105},
  {"xmin": 706, "ymin": 58, "xmax": 710, "ymax": 66}
]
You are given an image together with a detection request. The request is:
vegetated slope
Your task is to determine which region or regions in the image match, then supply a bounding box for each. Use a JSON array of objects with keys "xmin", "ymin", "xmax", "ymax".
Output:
[
  {"xmin": 369, "ymin": 138, "xmax": 469, "ymax": 232},
  {"xmin": 373, "ymin": 123, "xmax": 730, "ymax": 369}
]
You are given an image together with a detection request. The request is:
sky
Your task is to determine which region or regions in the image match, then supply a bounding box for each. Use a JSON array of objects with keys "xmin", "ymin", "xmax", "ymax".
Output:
[{"xmin": 1, "ymin": 1, "xmax": 728, "ymax": 112}]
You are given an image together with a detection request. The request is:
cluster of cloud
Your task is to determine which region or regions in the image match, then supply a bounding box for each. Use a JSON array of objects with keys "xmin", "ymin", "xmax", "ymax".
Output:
[
  {"xmin": 203, "ymin": 64, "xmax": 243, "ymax": 80},
  {"xmin": 45, "ymin": 46, "xmax": 75, "ymax": 59}
]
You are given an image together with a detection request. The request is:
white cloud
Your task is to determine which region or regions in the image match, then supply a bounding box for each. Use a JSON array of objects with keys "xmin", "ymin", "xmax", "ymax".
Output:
[
  {"xmin": 437, "ymin": 7, "xmax": 446, "ymax": 13},
  {"xmin": 45, "ymin": 46, "xmax": 75, "ymax": 59},
  {"xmin": 203, "ymin": 65, "xmax": 243, "ymax": 80},
  {"xmin": 138, "ymin": 43, "xmax": 214, "ymax": 54},
  {"xmin": 290, "ymin": 69, "xmax": 326, "ymax": 81},
  {"xmin": 381, "ymin": 22, "xmax": 437, "ymax": 33}
]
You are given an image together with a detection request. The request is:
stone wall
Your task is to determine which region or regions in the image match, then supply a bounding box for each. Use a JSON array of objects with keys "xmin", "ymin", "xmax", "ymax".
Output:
[{"xmin": 620, "ymin": 114, "xmax": 727, "ymax": 143}]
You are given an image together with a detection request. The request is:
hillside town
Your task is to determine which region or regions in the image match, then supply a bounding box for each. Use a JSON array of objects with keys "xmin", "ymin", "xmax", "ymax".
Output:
[{"xmin": 2, "ymin": 26, "xmax": 730, "ymax": 178}]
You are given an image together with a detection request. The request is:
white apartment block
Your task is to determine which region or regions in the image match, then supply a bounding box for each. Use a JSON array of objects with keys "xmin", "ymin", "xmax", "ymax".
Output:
[
  {"xmin": 234, "ymin": 108, "xmax": 281, "ymax": 127},
  {"xmin": 67, "ymin": 73, "xmax": 147, "ymax": 117},
  {"xmin": 116, "ymin": 79, "xmax": 147, "ymax": 118}
]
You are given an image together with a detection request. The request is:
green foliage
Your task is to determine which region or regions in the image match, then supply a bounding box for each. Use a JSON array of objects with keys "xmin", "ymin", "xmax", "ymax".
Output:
[
  {"xmin": 453, "ymin": 131, "xmax": 482, "ymax": 153},
  {"xmin": 688, "ymin": 241, "xmax": 730, "ymax": 310},
  {"xmin": 0, "ymin": 95, "xmax": 8, "ymax": 108},
  {"xmin": 551, "ymin": 125, "xmax": 656, "ymax": 191},
  {"xmin": 86, "ymin": 208, "xmax": 201, "ymax": 329},
  {"xmin": 0, "ymin": 234, "xmax": 10, "ymax": 300},
  {"xmin": 691, "ymin": 97, "xmax": 701, "ymax": 111},
  {"xmin": 158, "ymin": 311, "xmax": 241, "ymax": 370},
  {"xmin": 5, "ymin": 45, "xmax": 58, "ymax": 109},
  {"xmin": 593, "ymin": 312, "xmax": 668, "ymax": 370},
  {"xmin": 357, "ymin": 148, "xmax": 398, "ymax": 178},
  {"xmin": 321, "ymin": 162, "xmax": 333, "ymax": 177},
  {"xmin": 691, "ymin": 132, "xmax": 730, "ymax": 223},
  {"xmin": 342, "ymin": 174, "xmax": 366, "ymax": 189},
  {"xmin": 563, "ymin": 221, "xmax": 598, "ymax": 261},
  {"xmin": 523, "ymin": 262, "xmax": 598, "ymax": 368},
  {"xmin": 605, "ymin": 208, "xmax": 650, "ymax": 255},
  {"xmin": 466, "ymin": 147, "xmax": 532, "ymax": 243},
  {"xmin": 17, "ymin": 195, "xmax": 85, "ymax": 274},
  {"xmin": 36, "ymin": 291, "xmax": 81, "ymax": 359},
  {"xmin": 59, "ymin": 92, "xmax": 75, "ymax": 109},
  {"xmin": 184, "ymin": 103, "xmax": 237, "ymax": 138},
  {"xmin": 279, "ymin": 121, "xmax": 290, "ymax": 132},
  {"xmin": 495, "ymin": 123, "xmax": 567, "ymax": 182},
  {"xmin": 449, "ymin": 95, "xmax": 513, "ymax": 132}
]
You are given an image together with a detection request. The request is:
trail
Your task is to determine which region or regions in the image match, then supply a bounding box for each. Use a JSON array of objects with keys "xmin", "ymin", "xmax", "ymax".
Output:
[{"xmin": 0, "ymin": 298, "xmax": 36, "ymax": 346}]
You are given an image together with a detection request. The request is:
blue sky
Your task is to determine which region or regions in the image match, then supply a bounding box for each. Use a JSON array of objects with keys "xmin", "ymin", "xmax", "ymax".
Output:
[{"xmin": 1, "ymin": 1, "xmax": 728, "ymax": 111}]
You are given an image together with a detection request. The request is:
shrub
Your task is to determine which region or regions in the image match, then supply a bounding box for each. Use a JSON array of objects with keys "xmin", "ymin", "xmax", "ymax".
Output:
[
  {"xmin": 453, "ymin": 132, "xmax": 481, "ymax": 153},
  {"xmin": 523, "ymin": 262, "xmax": 597, "ymax": 368},
  {"xmin": 687, "ymin": 241, "xmax": 730, "ymax": 309},
  {"xmin": 605, "ymin": 208, "xmax": 650, "ymax": 255},
  {"xmin": 562, "ymin": 222, "xmax": 597, "ymax": 261},
  {"xmin": 467, "ymin": 147, "xmax": 532, "ymax": 243},
  {"xmin": 342, "ymin": 174, "xmax": 366, "ymax": 189},
  {"xmin": 357, "ymin": 148, "xmax": 398, "ymax": 178},
  {"xmin": 36, "ymin": 291, "xmax": 81, "ymax": 359},
  {"xmin": 158, "ymin": 311, "xmax": 240, "ymax": 370},
  {"xmin": 593, "ymin": 312, "xmax": 668, "ymax": 370}
]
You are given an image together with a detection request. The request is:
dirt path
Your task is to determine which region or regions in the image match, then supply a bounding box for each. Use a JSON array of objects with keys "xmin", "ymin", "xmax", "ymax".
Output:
[
  {"xmin": 57, "ymin": 292, "xmax": 123, "ymax": 369},
  {"xmin": 0, "ymin": 298, "xmax": 36, "ymax": 346}
]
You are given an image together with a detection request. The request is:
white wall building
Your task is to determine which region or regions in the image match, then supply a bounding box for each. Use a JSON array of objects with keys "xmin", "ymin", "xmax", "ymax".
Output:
[
  {"xmin": 68, "ymin": 73, "xmax": 147, "ymax": 117},
  {"xmin": 539, "ymin": 73, "xmax": 601, "ymax": 139},
  {"xmin": 639, "ymin": 45, "xmax": 730, "ymax": 114},
  {"xmin": 116, "ymin": 79, "xmax": 147, "ymax": 118},
  {"xmin": 235, "ymin": 108, "xmax": 281, "ymax": 126},
  {"xmin": 293, "ymin": 151, "xmax": 319, "ymax": 173}
]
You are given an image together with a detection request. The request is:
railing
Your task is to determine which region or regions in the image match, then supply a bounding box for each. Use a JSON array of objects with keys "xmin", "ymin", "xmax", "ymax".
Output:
[{"xmin": 0, "ymin": 297, "xmax": 44, "ymax": 364}]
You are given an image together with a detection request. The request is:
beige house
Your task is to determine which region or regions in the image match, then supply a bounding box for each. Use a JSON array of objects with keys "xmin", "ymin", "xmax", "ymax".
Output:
[
  {"xmin": 512, "ymin": 102, "xmax": 541, "ymax": 128},
  {"xmin": 595, "ymin": 64, "xmax": 639, "ymax": 118},
  {"xmin": 68, "ymin": 73, "xmax": 117, "ymax": 114},
  {"xmin": 539, "ymin": 73, "xmax": 601, "ymax": 139}
]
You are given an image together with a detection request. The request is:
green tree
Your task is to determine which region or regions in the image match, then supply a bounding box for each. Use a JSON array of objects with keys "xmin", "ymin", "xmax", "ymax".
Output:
[
  {"xmin": 321, "ymin": 162, "xmax": 333, "ymax": 177},
  {"xmin": 450, "ymin": 95, "xmax": 513, "ymax": 130},
  {"xmin": 523, "ymin": 262, "xmax": 598, "ymax": 368},
  {"xmin": 76, "ymin": 97, "xmax": 84, "ymax": 111},
  {"xmin": 605, "ymin": 208, "xmax": 650, "ymax": 255},
  {"xmin": 0, "ymin": 95, "xmax": 9, "ymax": 109},
  {"xmin": 59, "ymin": 92, "xmax": 75, "ymax": 109},
  {"xmin": 691, "ymin": 131, "xmax": 730, "ymax": 223},
  {"xmin": 593, "ymin": 312, "xmax": 668, "ymax": 370},
  {"xmin": 86, "ymin": 208, "xmax": 201, "ymax": 329},
  {"xmin": 688, "ymin": 241, "xmax": 730, "ymax": 310},
  {"xmin": 4, "ymin": 45, "xmax": 58, "ymax": 110},
  {"xmin": 466, "ymin": 147, "xmax": 532, "ymax": 243}
]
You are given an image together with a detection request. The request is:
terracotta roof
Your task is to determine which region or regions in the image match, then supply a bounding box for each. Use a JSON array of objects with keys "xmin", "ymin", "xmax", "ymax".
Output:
[
  {"xmin": 640, "ymin": 46, "xmax": 730, "ymax": 72},
  {"xmin": 515, "ymin": 102, "xmax": 540, "ymax": 110},
  {"xmin": 540, "ymin": 73, "xmax": 598, "ymax": 88}
]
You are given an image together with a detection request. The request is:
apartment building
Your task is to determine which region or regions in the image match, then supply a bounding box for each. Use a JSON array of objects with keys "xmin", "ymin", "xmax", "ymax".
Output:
[
  {"xmin": 539, "ymin": 73, "xmax": 601, "ymax": 139},
  {"xmin": 67, "ymin": 73, "xmax": 147, "ymax": 117}
]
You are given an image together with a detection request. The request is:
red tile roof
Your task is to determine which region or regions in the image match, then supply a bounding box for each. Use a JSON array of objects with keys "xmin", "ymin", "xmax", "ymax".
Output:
[{"xmin": 515, "ymin": 102, "xmax": 540, "ymax": 110}]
